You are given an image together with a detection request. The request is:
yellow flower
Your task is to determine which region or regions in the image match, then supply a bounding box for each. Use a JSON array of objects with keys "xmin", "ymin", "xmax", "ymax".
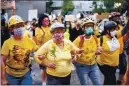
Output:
[
  {"xmin": 52, "ymin": 43, "xmax": 56, "ymax": 48},
  {"xmin": 51, "ymin": 42, "xmax": 56, "ymax": 57}
]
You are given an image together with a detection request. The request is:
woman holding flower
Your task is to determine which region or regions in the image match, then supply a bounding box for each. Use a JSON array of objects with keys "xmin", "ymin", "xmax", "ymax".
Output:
[{"xmin": 34, "ymin": 22, "xmax": 83, "ymax": 85}]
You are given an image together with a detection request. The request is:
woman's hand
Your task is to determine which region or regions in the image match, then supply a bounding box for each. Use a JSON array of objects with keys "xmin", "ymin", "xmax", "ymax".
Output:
[
  {"xmin": 46, "ymin": 62, "xmax": 56, "ymax": 69},
  {"xmin": 1, "ymin": 78, "xmax": 8, "ymax": 85},
  {"xmin": 96, "ymin": 46, "xmax": 103, "ymax": 55},
  {"xmin": 76, "ymin": 49, "xmax": 84, "ymax": 54},
  {"xmin": 37, "ymin": 55, "xmax": 46, "ymax": 60}
]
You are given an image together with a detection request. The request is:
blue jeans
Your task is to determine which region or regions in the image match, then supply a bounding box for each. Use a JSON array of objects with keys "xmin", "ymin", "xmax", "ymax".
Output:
[
  {"xmin": 75, "ymin": 63, "xmax": 102, "ymax": 85},
  {"xmin": 6, "ymin": 71, "xmax": 32, "ymax": 85}
]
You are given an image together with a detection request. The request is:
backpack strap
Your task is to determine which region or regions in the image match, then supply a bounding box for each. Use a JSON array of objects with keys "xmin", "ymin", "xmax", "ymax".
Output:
[
  {"xmin": 93, "ymin": 35, "xmax": 99, "ymax": 46},
  {"xmin": 79, "ymin": 35, "xmax": 85, "ymax": 48},
  {"xmin": 100, "ymin": 36, "xmax": 103, "ymax": 46}
]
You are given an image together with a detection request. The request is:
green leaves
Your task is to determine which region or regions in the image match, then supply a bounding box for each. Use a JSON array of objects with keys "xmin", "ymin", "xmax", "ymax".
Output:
[
  {"xmin": 62, "ymin": 0, "xmax": 74, "ymax": 16},
  {"xmin": 92, "ymin": 0, "xmax": 123, "ymax": 13}
]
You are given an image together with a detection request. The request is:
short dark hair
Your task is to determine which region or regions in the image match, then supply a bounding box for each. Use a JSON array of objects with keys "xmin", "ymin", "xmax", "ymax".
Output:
[{"xmin": 32, "ymin": 18, "xmax": 37, "ymax": 21}]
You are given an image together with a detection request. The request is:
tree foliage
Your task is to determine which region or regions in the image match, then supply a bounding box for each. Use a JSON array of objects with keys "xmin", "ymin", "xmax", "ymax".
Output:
[
  {"xmin": 62, "ymin": 0, "xmax": 74, "ymax": 16},
  {"xmin": 46, "ymin": 0, "xmax": 53, "ymax": 14},
  {"xmin": 92, "ymin": 0, "xmax": 123, "ymax": 13}
]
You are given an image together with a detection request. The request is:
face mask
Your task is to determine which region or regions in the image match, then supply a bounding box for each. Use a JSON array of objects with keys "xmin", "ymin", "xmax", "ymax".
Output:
[
  {"xmin": 14, "ymin": 27, "xmax": 25, "ymax": 36},
  {"xmin": 85, "ymin": 27, "xmax": 93, "ymax": 36},
  {"xmin": 110, "ymin": 30, "xmax": 116, "ymax": 37},
  {"xmin": 53, "ymin": 33, "xmax": 64, "ymax": 40}
]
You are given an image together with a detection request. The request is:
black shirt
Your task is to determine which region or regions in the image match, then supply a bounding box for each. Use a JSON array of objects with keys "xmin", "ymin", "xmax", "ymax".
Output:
[
  {"xmin": 1, "ymin": 26, "xmax": 10, "ymax": 47},
  {"xmin": 69, "ymin": 27, "xmax": 84, "ymax": 42}
]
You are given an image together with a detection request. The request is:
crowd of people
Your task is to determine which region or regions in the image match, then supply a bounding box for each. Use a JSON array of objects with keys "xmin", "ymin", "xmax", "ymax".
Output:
[{"xmin": 1, "ymin": 10, "xmax": 129, "ymax": 85}]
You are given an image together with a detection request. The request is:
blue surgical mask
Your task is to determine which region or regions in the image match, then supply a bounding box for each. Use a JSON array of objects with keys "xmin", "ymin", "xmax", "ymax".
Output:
[
  {"xmin": 14, "ymin": 27, "xmax": 25, "ymax": 36},
  {"xmin": 85, "ymin": 27, "xmax": 93, "ymax": 36}
]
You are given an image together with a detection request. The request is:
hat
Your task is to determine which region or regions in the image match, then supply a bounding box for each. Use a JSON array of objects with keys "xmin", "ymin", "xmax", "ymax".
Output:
[
  {"xmin": 81, "ymin": 17, "xmax": 95, "ymax": 27},
  {"xmin": 8, "ymin": 15, "xmax": 24, "ymax": 28},
  {"xmin": 104, "ymin": 21, "xmax": 117, "ymax": 30},
  {"xmin": 109, "ymin": 12, "xmax": 121, "ymax": 19},
  {"xmin": 50, "ymin": 22, "xmax": 65, "ymax": 32}
]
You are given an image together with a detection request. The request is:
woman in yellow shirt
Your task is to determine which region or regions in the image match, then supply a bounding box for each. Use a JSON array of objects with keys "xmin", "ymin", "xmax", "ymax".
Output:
[
  {"xmin": 35, "ymin": 14, "xmax": 52, "ymax": 84},
  {"xmin": 97, "ymin": 20, "xmax": 129, "ymax": 85},
  {"xmin": 73, "ymin": 17, "xmax": 101, "ymax": 85},
  {"xmin": 1, "ymin": 15, "xmax": 38, "ymax": 85},
  {"xmin": 34, "ymin": 22, "xmax": 83, "ymax": 85}
]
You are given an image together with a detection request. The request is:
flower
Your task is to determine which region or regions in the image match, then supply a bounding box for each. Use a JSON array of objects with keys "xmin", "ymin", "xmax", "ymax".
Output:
[
  {"xmin": 52, "ymin": 42, "xmax": 56, "ymax": 49},
  {"xmin": 51, "ymin": 43, "xmax": 56, "ymax": 57}
]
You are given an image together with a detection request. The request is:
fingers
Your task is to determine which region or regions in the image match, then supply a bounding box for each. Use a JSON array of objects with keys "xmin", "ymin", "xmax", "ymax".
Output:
[
  {"xmin": 2, "ymin": 80, "xmax": 8, "ymax": 85},
  {"xmin": 37, "ymin": 55, "xmax": 45, "ymax": 60},
  {"xmin": 77, "ymin": 49, "xmax": 84, "ymax": 54},
  {"xmin": 96, "ymin": 47, "xmax": 103, "ymax": 55},
  {"xmin": 47, "ymin": 63, "xmax": 56, "ymax": 69}
]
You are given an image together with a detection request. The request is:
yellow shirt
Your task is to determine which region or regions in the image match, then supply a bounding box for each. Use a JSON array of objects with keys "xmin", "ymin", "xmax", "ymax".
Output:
[
  {"xmin": 94, "ymin": 26, "xmax": 100, "ymax": 37},
  {"xmin": 34, "ymin": 39, "xmax": 78, "ymax": 77},
  {"xmin": 35, "ymin": 26, "xmax": 52, "ymax": 47},
  {"xmin": 73, "ymin": 36, "xmax": 97, "ymax": 65},
  {"xmin": 117, "ymin": 25, "xmax": 124, "ymax": 54},
  {"xmin": 1, "ymin": 36, "xmax": 38, "ymax": 77},
  {"xmin": 23, "ymin": 30, "xmax": 30, "ymax": 38},
  {"xmin": 97, "ymin": 31, "xmax": 122, "ymax": 66}
]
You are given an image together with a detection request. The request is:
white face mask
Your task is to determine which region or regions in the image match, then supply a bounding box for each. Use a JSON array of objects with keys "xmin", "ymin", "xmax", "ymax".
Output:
[
  {"xmin": 110, "ymin": 30, "xmax": 117, "ymax": 37},
  {"xmin": 107, "ymin": 37, "xmax": 120, "ymax": 52}
]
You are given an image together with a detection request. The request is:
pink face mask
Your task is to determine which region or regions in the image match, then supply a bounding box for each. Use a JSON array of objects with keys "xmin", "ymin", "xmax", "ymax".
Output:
[
  {"xmin": 53, "ymin": 33, "xmax": 64, "ymax": 40},
  {"xmin": 42, "ymin": 19, "xmax": 49, "ymax": 26}
]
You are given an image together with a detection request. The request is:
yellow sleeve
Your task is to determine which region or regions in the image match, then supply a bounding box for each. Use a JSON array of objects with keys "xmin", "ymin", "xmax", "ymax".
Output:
[
  {"xmin": 1, "ymin": 40, "xmax": 9, "ymax": 56},
  {"xmin": 116, "ymin": 30, "xmax": 122, "ymax": 38},
  {"xmin": 34, "ymin": 42, "xmax": 48, "ymax": 64},
  {"xmin": 35, "ymin": 27, "xmax": 44, "ymax": 46},
  {"xmin": 67, "ymin": 39, "xmax": 79, "ymax": 51},
  {"xmin": 94, "ymin": 26, "xmax": 100, "ymax": 37},
  {"xmin": 116, "ymin": 25, "xmax": 123, "ymax": 38},
  {"xmin": 73, "ymin": 37, "xmax": 80, "ymax": 47},
  {"xmin": 24, "ymin": 30, "xmax": 30, "ymax": 38},
  {"xmin": 28, "ymin": 38, "xmax": 39, "ymax": 51},
  {"xmin": 97, "ymin": 38, "xmax": 100, "ymax": 46}
]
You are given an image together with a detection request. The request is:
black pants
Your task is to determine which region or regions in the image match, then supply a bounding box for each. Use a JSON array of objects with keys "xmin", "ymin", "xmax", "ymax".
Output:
[
  {"xmin": 119, "ymin": 53, "xmax": 127, "ymax": 75},
  {"xmin": 98, "ymin": 64, "xmax": 117, "ymax": 85},
  {"xmin": 46, "ymin": 73, "xmax": 71, "ymax": 85}
]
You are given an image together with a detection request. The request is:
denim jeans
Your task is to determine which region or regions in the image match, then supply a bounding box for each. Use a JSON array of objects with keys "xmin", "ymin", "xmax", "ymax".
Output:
[
  {"xmin": 6, "ymin": 71, "xmax": 32, "ymax": 85},
  {"xmin": 75, "ymin": 63, "xmax": 102, "ymax": 85}
]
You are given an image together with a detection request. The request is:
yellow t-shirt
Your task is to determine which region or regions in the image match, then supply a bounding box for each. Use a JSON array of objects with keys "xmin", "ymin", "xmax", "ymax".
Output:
[
  {"xmin": 23, "ymin": 30, "xmax": 31, "ymax": 38},
  {"xmin": 94, "ymin": 26, "xmax": 100, "ymax": 37},
  {"xmin": 73, "ymin": 36, "xmax": 97, "ymax": 65},
  {"xmin": 1, "ymin": 36, "xmax": 38, "ymax": 77},
  {"xmin": 117, "ymin": 25, "xmax": 124, "ymax": 54},
  {"xmin": 35, "ymin": 26, "xmax": 52, "ymax": 47},
  {"xmin": 34, "ymin": 39, "xmax": 79, "ymax": 77},
  {"xmin": 97, "ymin": 31, "xmax": 122, "ymax": 66}
]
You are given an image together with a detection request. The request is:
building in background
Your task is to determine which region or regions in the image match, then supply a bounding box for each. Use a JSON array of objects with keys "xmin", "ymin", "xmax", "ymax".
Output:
[{"xmin": 2, "ymin": 1, "xmax": 105, "ymax": 21}]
